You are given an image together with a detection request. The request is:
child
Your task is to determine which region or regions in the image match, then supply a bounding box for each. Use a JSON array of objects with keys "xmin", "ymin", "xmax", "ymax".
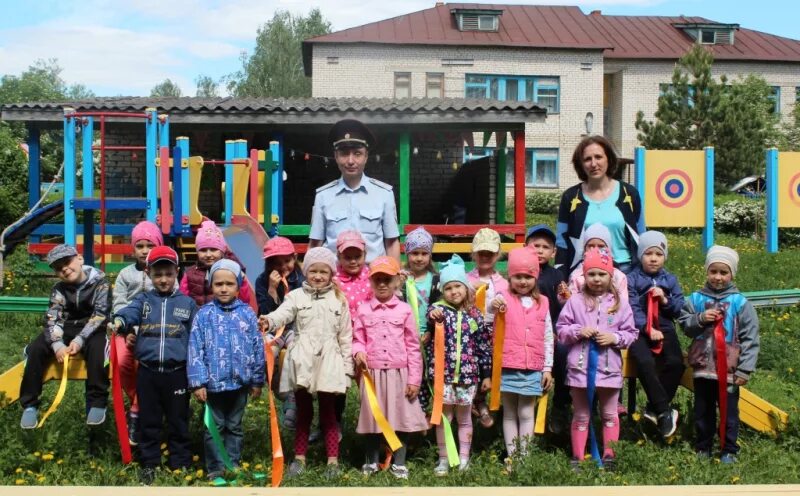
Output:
[
  {"xmin": 19, "ymin": 244, "xmax": 110, "ymax": 430},
  {"xmin": 556, "ymin": 248, "xmax": 638, "ymax": 470},
  {"xmin": 427, "ymin": 254, "xmax": 492, "ymax": 476},
  {"xmin": 525, "ymin": 224, "xmax": 571, "ymax": 435},
  {"xmin": 261, "ymin": 247, "xmax": 353, "ymax": 479},
  {"xmin": 188, "ymin": 259, "xmax": 266, "ymax": 481},
  {"xmin": 353, "ymin": 256, "xmax": 428, "ymax": 479},
  {"xmin": 335, "ymin": 229, "xmax": 372, "ymax": 319},
  {"xmin": 111, "ymin": 246, "xmax": 197, "ymax": 484},
  {"xmin": 111, "ymin": 220, "xmax": 164, "ymax": 446},
  {"xmin": 627, "ymin": 231, "xmax": 685, "ymax": 438},
  {"xmin": 567, "ymin": 224, "xmax": 628, "ymax": 303},
  {"xmin": 490, "ymin": 247, "xmax": 553, "ymax": 468},
  {"xmin": 400, "ymin": 226, "xmax": 440, "ymax": 412},
  {"xmin": 255, "ymin": 236, "xmax": 304, "ymax": 428},
  {"xmin": 466, "ymin": 227, "xmax": 507, "ymax": 428},
  {"xmin": 180, "ymin": 220, "xmax": 253, "ymax": 307},
  {"xmin": 678, "ymin": 246, "xmax": 759, "ymax": 463}
]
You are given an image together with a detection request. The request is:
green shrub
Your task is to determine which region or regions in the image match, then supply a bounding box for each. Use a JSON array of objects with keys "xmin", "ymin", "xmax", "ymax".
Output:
[
  {"xmin": 714, "ymin": 199, "xmax": 765, "ymax": 236},
  {"xmin": 525, "ymin": 192, "xmax": 560, "ymax": 214}
]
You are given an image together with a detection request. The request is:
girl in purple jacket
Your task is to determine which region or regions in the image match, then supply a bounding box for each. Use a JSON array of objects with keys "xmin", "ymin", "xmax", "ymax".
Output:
[
  {"xmin": 490, "ymin": 247, "xmax": 554, "ymax": 471},
  {"xmin": 556, "ymin": 248, "xmax": 638, "ymax": 470}
]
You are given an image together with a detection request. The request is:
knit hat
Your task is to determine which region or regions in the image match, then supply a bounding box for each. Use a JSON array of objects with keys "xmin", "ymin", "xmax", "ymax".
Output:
[
  {"xmin": 263, "ymin": 236, "xmax": 295, "ymax": 259},
  {"xmin": 131, "ymin": 221, "xmax": 163, "ymax": 248},
  {"xmin": 207, "ymin": 258, "xmax": 243, "ymax": 288},
  {"xmin": 196, "ymin": 220, "xmax": 227, "ymax": 251},
  {"xmin": 581, "ymin": 223, "xmax": 612, "ymax": 250},
  {"xmin": 369, "ymin": 256, "xmax": 400, "ymax": 276},
  {"xmin": 472, "ymin": 228, "xmax": 501, "ymax": 253},
  {"xmin": 303, "ymin": 247, "xmax": 337, "ymax": 276},
  {"xmin": 637, "ymin": 230, "xmax": 668, "ymax": 261},
  {"xmin": 439, "ymin": 254, "xmax": 471, "ymax": 289},
  {"xmin": 507, "ymin": 247, "xmax": 540, "ymax": 278},
  {"xmin": 336, "ymin": 230, "xmax": 366, "ymax": 253},
  {"xmin": 146, "ymin": 246, "xmax": 179, "ymax": 267},
  {"xmin": 404, "ymin": 226, "xmax": 433, "ymax": 253},
  {"xmin": 583, "ymin": 248, "xmax": 614, "ymax": 275},
  {"xmin": 705, "ymin": 245, "xmax": 739, "ymax": 278}
]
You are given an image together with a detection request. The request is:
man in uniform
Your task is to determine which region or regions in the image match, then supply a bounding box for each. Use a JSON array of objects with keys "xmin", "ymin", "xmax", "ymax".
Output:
[{"xmin": 308, "ymin": 119, "xmax": 400, "ymax": 262}]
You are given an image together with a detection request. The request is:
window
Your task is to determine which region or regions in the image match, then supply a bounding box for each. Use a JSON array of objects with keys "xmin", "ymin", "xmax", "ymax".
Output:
[
  {"xmin": 659, "ymin": 83, "xmax": 696, "ymax": 108},
  {"xmin": 796, "ymin": 87, "xmax": 800, "ymax": 103},
  {"xmin": 464, "ymin": 146, "xmax": 559, "ymax": 188},
  {"xmin": 464, "ymin": 74, "xmax": 560, "ymax": 113},
  {"xmin": 478, "ymin": 15, "xmax": 497, "ymax": 31},
  {"xmin": 453, "ymin": 9, "xmax": 502, "ymax": 32},
  {"xmin": 394, "ymin": 72, "xmax": 411, "ymax": 99},
  {"xmin": 426, "ymin": 73, "xmax": 444, "ymax": 98},
  {"xmin": 700, "ymin": 30, "xmax": 715, "ymax": 44},
  {"xmin": 769, "ymin": 86, "xmax": 781, "ymax": 114}
]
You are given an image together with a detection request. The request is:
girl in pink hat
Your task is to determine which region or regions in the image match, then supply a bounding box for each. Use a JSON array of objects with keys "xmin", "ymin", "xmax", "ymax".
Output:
[
  {"xmin": 489, "ymin": 247, "xmax": 554, "ymax": 471},
  {"xmin": 179, "ymin": 220, "xmax": 253, "ymax": 307}
]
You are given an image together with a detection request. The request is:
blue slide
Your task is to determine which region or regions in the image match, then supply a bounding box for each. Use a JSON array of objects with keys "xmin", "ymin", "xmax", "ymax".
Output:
[{"xmin": 1, "ymin": 200, "xmax": 64, "ymax": 257}]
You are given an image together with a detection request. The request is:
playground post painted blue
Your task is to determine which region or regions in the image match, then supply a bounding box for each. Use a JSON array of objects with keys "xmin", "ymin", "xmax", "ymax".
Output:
[
  {"xmin": 634, "ymin": 146, "xmax": 646, "ymax": 201},
  {"xmin": 64, "ymin": 111, "xmax": 77, "ymax": 246},
  {"xmin": 702, "ymin": 146, "xmax": 715, "ymax": 251},
  {"xmin": 82, "ymin": 117, "xmax": 94, "ymax": 198},
  {"xmin": 145, "ymin": 108, "xmax": 158, "ymax": 222},
  {"xmin": 269, "ymin": 139, "xmax": 281, "ymax": 231},
  {"xmin": 172, "ymin": 146, "xmax": 183, "ymax": 237},
  {"xmin": 26, "ymin": 125, "xmax": 40, "ymax": 211},
  {"xmin": 766, "ymin": 148, "xmax": 779, "ymax": 253},
  {"xmin": 224, "ymin": 140, "xmax": 234, "ymax": 226},
  {"xmin": 176, "ymin": 137, "xmax": 191, "ymax": 236},
  {"xmin": 235, "ymin": 139, "xmax": 247, "ymax": 220}
]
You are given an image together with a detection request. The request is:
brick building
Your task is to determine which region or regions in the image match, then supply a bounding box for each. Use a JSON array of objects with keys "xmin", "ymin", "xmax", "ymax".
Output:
[{"xmin": 303, "ymin": 3, "xmax": 800, "ymax": 191}]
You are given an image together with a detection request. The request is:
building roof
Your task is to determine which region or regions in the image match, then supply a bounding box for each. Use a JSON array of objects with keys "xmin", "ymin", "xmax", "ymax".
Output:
[
  {"xmin": 0, "ymin": 96, "xmax": 545, "ymax": 130},
  {"xmin": 302, "ymin": 3, "xmax": 800, "ymax": 74}
]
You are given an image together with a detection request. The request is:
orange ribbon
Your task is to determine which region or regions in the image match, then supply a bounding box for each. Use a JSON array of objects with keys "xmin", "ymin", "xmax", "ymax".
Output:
[
  {"xmin": 489, "ymin": 311, "xmax": 505, "ymax": 411},
  {"xmin": 646, "ymin": 291, "xmax": 663, "ymax": 355},
  {"xmin": 263, "ymin": 331, "xmax": 285, "ymax": 487},
  {"xmin": 475, "ymin": 284, "xmax": 487, "ymax": 315},
  {"xmin": 430, "ymin": 322, "xmax": 445, "ymax": 425}
]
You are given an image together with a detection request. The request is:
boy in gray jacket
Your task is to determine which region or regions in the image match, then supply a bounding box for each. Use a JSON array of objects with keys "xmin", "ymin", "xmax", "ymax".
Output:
[{"xmin": 679, "ymin": 245, "xmax": 759, "ymax": 464}]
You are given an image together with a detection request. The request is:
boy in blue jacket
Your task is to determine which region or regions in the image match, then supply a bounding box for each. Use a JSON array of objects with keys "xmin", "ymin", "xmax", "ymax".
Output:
[
  {"xmin": 188, "ymin": 259, "xmax": 266, "ymax": 481},
  {"xmin": 111, "ymin": 246, "xmax": 197, "ymax": 485},
  {"xmin": 627, "ymin": 231, "xmax": 685, "ymax": 438}
]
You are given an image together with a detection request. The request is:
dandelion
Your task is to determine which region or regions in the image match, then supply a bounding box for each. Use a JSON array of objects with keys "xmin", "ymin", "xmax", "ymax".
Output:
[
  {"xmin": 173, "ymin": 469, "xmax": 182, "ymax": 475},
  {"xmin": 34, "ymin": 452, "xmax": 41, "ymax": 457},
  {"xmin": 15, "ymin": 479, "xmax": 25, "ymax": 485},
  {"xmin": 631, "ymin": 412, "xmax": 641, "ymax": 422},
  {"xmin": 196, "ymin": 469, "xmax": 204, "ymax": 478},
  {"xmin": 15, "ymin": 468, "xmax": 22, "ymax": 474},
  {"xmin": 161, "ymin": 443, "xmax": 167, "ymax": 450},
  {"xmin": 255, "ymin": 464, "xmax": 263, "ymax": 470},
  {"xmin": 732, "ymin": 475, "xmax": 741, "ymax": 483},
  {"xmin": 242, "ymin": 462, "xmax": 250, "ymax": 470},
  {"xmin": 41, "ymin": 454, "xmax": 54, "ymax": 461},
  {"xmin": 37, "ymin": 476, "xmax": 45, "ymax": 482},
  {"xmin": 185, "ymin": 475, "xmax": 193, "ymax": 482},
  {"xmin": 57, "ymin": 459, "xmax": 64, "ymax": 465},
  {"xmin": 192, "ymin": 455, "xmax": 200, "ymax": 462}
]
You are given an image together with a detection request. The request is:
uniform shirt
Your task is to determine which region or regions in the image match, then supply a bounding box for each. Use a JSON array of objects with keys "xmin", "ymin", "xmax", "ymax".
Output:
[{"xmin": 309, "ymin": 174, "xmax": 400, "ymax": 262}]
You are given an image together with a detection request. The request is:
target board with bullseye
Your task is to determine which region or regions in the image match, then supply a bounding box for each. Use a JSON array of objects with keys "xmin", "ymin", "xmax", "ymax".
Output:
[
  {"xmin": 643, "ymin": 150, "xmax": 705, "ymax": 227},
  {"xmin": 778, "ymin": 152, "xmax": 800, "ymax": 227}
]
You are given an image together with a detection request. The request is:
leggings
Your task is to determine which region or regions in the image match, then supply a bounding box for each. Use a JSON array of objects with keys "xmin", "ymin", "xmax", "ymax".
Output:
[
  {"xmin": 294, "ymin": 389, "xmax": 339, "ymax": 458},
  {"xmin": 435, "ymin": 404, "xmax": 473, "ymax": 459},
  {"xmin": 363, "ymin": 432, "xmax": 408, "ymax": 466},
  {"xmin": 570, "ymin": 387, "xmax": 620, "ymax": 460},
  {"xmin": 501, "ymin": 392, "xmax": 537, "ymax": 456}
]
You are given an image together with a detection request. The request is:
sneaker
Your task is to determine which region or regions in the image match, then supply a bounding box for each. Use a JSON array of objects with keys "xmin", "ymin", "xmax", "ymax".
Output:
[
  {"xmin": 696, "ymin": 450, "xmax": 711, "ymax": 460},
  {"xmin": 308, "ymin": 429, "xmax": 321, "ymax": 443},
  {"xmin": 361, "ymin": 463, "xmax": 378, "ymax": 476},
  {"xmin": 283, "ymin": 409, "xmax": 296, "ymax": 430},
  {"xmin": 389, "ymin": 464, "xmax": 409, "ymax": 479},
  {"xmin": 642, "ymin": 409, "xmax": 658, "ymax": 426},
  {"xmin": 569, "ymin": 459, "xmax": 582, "ymax": 473},
  {"xmin": 458, "ymin": 456, "xmax": 470, "ymax": 471},
  {"xmin": 720, "ymin": 453, "xmax": 738, "ymax": 464},
  {"xmin": 286, "ymin": 459, "xmax": 305, "ymax": 478},
  {"xmin": 548, "ymin": 406, "xmax": 569, "ymax": 435},
  {"xmin": 601, "ymin": 455, "xmax": 616, "ymax": 471},
  {"xmin": 477, "ymin": 405, "xmax": 494, "ymax": 428},
  {"xmin": 504, "ymin": 457, "xmax": 514, "ymax": 473},
  {"xmin": 20, "ymin": 407, "xmax": 38, "ymax": 429},
  {"xmin": 86, "ymin": 407, "xmax": 107, "ymax": 426},
  {"xmin": 434, "ymin": 458, "xmax": 449, "ymax": 477},
  {"xmin": 323, "ymin": 463, "xmax": 341, "ymax": 480},
  {"xmin": 127, "ymin": 412, "xmax": 139, "ymax": 446},
  {"xmin": 657, "ymin": 409, "xmax": 679, "ymax": 438},
  {"xmin": 139, "ymin": 467, "xmax": 156, "ymax": 485},
  {"xmin": 616, "ymin": 402, "xmax": 628, "ymax": 417}
]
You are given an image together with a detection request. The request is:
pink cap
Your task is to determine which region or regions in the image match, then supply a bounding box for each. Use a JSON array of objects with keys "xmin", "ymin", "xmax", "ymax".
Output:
[
  {"xmin": 131, "ymin": 221, "xmax": 163, "ymax": 248},
  {"xmin": 336, "ymin": 230, "xmax": 365, "ymax": 253},
  {"xmin": 507, "ymin": 247, "xmax": 540, "ymax": 278},
  {"xmin": 263, "ymin": 236, "xmax": 295, "ymax": 259},
  {"xmin": 195, "ymin": 220, "xmax": 227, "ymax": 251},
  {"xmin": 583, "ymin": 248, "xmax": 614, "ymax": 275}
]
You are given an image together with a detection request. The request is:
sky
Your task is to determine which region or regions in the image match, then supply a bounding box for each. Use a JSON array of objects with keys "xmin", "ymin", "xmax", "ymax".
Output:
[{"xmin": 0, "ymin": 0, "xmax": 797, "ymax": 97}]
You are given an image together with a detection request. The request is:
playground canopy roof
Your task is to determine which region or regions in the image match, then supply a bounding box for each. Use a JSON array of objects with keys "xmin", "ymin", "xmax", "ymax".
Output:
[{"xmin": 0, "ymin": 96, "xmax": 545, "ymax": 131}]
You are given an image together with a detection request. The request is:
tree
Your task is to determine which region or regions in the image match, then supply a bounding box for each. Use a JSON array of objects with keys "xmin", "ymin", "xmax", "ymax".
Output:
[
  {"xmin": 150, "ymin": 78, "xmax": 182, "ymax": 97},
  {"xmin": 635, "ymin": 44, "xmax": 779, "ymax": 188},
  {"xmin": 779, "ymin": 104, "xmax": 800, "ymax": 151},
  {"xmin": 194, "ymin": 75, "xmax": 219, "ymax": 97},
  {"xmin": 225, "ymin": 9, "xmax": 331, "ymax": 98}
]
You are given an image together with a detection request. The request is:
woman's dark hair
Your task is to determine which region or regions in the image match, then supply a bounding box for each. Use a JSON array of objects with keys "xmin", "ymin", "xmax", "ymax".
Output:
[{"xmin": 571, "ymin": 135, "xmax": 619, "ymax": 182}]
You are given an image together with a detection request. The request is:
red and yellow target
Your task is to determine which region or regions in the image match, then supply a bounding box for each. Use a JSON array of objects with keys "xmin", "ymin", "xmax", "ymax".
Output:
[
  {"xmin": 643, "ymin": 150, "xmax": 705, "ymax": 227},
  {"xmin": 778, "ymin": 152, "xmax": 800, "ymax": 227}
]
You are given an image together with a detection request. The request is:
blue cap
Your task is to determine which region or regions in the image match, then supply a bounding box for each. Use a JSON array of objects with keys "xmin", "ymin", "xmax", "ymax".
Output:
[
  {"xmin": 525, "ymin": 224, "xmax": 556, "ymax": 243},
  {"xmin": 207, "ymin": 259, "xmax": 244, "ymax": 288}
]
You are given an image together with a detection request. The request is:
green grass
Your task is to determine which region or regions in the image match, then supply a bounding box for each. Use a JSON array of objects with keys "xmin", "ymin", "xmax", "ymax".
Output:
[{"xmin": 2, "ymin": 218, "xmax": 800, "ymax": 486}]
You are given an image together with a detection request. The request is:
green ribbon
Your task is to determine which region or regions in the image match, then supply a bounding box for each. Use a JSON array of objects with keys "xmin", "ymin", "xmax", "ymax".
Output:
[{"xmin": 204, "ymin": 404, "xmax": 235, "ymax": 471}]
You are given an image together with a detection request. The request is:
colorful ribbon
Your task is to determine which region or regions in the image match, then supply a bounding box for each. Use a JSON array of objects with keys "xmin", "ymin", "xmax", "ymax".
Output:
[
  {"xmin": 361, "ymin": 369, "xmax": 402, "ymax": 452},
  {"xmin": 586, "ymin": 339, "xmax": 603, "ymax": 467},
  {"xmin": 430, "ymin": 322, "xmax": 460, "ymax": 467},
  {"xmin": 406, "ymin": 278, "xmax": 421, "ymax": 331},
  {"xmin": 476, "ymin": 284, "xmax": 487, "ymax": 315},
  {"xmin": 204, "ymin": 404, "xmax": 236, "ymax": 470},
  {"xmin": 38, "ymin": 354, "xmax": 69, "ymax": 428},
  {"xmin": 646, "ymin": 291, "xmax": 663, "ymax": 355},
  {"xmin": 489, "ymin": 310, "xmax": 505, "ymax": 411},
  {"xmin": 264, "ymin": 333, "xmax": 284, "ymax": 487},
  {"xmin": 713, "ymin": 317, "xmax": 728, "ymax": 451},
  {"xmin": 110, "ymin": 334, "xmax": 133, "ymax": 464}
]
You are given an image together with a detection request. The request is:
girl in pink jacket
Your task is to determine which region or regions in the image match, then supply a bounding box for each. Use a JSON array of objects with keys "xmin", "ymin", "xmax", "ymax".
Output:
[
  {"xmin": 556, "ymin": 248, "xmax": 638, "ymax": 470},
  {"xmin": 352, "ymin": 256, "xmax": 428, "ymax": 480},
  {"xmin": 490, "ymin": 247, "xmax": 553, "ymax": 470}
]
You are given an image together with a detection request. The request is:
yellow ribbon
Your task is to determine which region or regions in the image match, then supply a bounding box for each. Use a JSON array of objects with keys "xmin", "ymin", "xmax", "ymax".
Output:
[
  {"xmin": 38, "ymin": 354, "xmax": 69, "ymax": 428},
  {"xmin": 489, "ymin": 310, "xmax": 505, "ymax": 411},
  {"xmin": 361, "ymin": 369, "xmax": 402, "ymax": 452}
]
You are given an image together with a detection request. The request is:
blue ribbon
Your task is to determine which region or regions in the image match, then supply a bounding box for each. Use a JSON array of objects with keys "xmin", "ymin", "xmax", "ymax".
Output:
[{"xmin": 586, "ymin": 340, "xmax": 603, "ymax": 467}]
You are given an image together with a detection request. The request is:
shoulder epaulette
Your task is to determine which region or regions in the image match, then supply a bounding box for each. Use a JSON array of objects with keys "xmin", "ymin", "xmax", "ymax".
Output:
[
  {"xmin": 368, "ymin": 177, "xmax": 393, "ymax": 191},
  {"xmin": 316, "ymin": 180, "xmax": 338, "ymax": 193}
]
